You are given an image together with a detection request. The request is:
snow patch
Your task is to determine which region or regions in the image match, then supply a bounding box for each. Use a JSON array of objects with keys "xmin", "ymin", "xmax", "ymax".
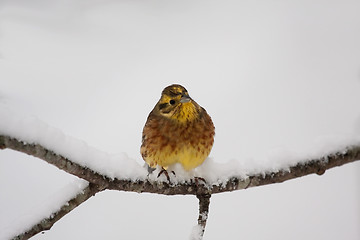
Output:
[
  {"xmin": 0, "ymin": 103, "xmax": 147, "ymax": 181},
  {"xmin": 190, "ymin": 224, "xmax": 204, "ymax": 240}
]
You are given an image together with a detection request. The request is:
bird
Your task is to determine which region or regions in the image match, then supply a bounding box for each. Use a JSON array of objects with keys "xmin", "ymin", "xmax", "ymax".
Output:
[{"xmin": 140, "ymin": 84, "xmax": 215, "ymax": 180}]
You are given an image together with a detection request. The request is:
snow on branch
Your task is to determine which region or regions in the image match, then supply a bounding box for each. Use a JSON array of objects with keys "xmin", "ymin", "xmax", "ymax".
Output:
[
  {"xmin": 1, "ymin": 134, "xmax": 360, "ymax": 240},
  {"xmin": 1, "ymin": 134, "xmax": 360, "ymax": 195},
  {"xmin": 11, "ymin": 183, "xmax": 104, "ymax": 240}
]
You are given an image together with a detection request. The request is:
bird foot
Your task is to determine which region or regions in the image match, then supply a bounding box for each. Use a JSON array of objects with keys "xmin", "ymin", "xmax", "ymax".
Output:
[
  {"xmin": 192, "ymin": 177, "xmax": 207, "ymax": 186},
  {"xmin": 157, "ymin": 168, "xmax": 176, "ymax": 182}
]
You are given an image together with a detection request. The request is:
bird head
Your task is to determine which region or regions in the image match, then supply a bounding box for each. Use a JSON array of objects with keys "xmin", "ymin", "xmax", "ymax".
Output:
[{"xmin": 155, "ymin": 84, "xmax": 200, "ymax": 122}]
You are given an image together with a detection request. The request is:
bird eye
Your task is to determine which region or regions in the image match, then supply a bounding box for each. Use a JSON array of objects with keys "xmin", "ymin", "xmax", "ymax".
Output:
[{"xmin": 169, "ymin": 99, "xmax": 176, "ymax": 105}]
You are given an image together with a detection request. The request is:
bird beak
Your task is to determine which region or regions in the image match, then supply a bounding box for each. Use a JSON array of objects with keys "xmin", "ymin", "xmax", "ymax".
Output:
[{"xmin": 180, "ymin": 94, "xmax": 191, "ymax": 103}]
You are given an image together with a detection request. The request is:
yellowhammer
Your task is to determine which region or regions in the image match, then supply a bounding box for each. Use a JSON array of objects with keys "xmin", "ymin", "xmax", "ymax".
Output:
[{"xmin": 141, "ymin": 84, "xmax": 215, "ymax": 179}]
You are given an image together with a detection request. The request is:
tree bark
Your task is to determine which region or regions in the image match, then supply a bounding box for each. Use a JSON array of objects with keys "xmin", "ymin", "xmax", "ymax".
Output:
[{"xmin": 196, "ymin": 194, "xmax": 211, "ymax": 239}]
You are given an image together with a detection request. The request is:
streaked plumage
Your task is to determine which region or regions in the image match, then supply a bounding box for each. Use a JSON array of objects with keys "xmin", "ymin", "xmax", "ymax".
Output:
[{"xmin": 141, "ymin": 84, "xmax": 215, "ymax": 171}]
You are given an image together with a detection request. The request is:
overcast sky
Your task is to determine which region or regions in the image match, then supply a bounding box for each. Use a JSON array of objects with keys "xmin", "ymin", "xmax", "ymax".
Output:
[{"xmin": 1, "ymin": 1, "xmax": 360, "ymax": 239}]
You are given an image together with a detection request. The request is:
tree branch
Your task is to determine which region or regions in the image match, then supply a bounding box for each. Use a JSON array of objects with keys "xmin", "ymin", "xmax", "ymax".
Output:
[
  {"xmin": 11, "ymin": 183, "xmax": 104, "ymax": 240},
  {"xmin": 195, "ymin": 194, "xmax": 211, "ymax": 240},
  {"xmin": 1, "ymin": 134, "xmax": 359, "ymax": 195},
  {"xmin": 0, "ymin": 135, "xmax": 111, "ymax": 190},
  {"xmin": 1, "ymin": 134, "xmax": 360, "ymax": 239}
]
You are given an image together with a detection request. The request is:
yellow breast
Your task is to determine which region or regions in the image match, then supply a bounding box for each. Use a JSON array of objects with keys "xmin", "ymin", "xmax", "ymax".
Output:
[{"xmin": 147, "ymin": 142, "xmax": 212, "ymax": 171}]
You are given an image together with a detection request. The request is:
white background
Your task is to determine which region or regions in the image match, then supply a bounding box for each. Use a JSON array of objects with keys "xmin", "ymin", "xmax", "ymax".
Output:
[{"xmin": 1, "ymin": 1, "xmax": 360, "ymax": 239}]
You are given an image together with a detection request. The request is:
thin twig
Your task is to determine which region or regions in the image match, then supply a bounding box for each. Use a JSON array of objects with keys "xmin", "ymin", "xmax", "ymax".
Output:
[
  {"xmin": 10, "ymin": 183, "xmax": 105, "ymax": 240},
  {"xmin": 196, "ymin": 194, "xmax": 211, "ymax": 239}
]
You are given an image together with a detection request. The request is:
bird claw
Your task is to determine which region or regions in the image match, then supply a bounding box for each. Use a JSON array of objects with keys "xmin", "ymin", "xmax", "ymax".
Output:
[
  {"xmin": 192, "ymin": 177, "xmax": 207, "ymax": 186},
  {"xmin": 157, "ymin": 168, "xmax": 176, "ymax": 182}
]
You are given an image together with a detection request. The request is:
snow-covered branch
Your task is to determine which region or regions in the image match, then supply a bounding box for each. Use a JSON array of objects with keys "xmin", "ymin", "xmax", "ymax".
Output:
[
  {"xmin": 11, "ymin": 183, "xmax": 104, "ymax": 240},
  {"xmin": 1, "ymin": 134, "xmax": 359, "ymax": 195},
  {"xmin": 195, "ymin": 194, "xmax": 211, "ymax": 239},
  {"xmin": 1, "ymin": 133, "xmax": 360, "ymax": 239}
]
